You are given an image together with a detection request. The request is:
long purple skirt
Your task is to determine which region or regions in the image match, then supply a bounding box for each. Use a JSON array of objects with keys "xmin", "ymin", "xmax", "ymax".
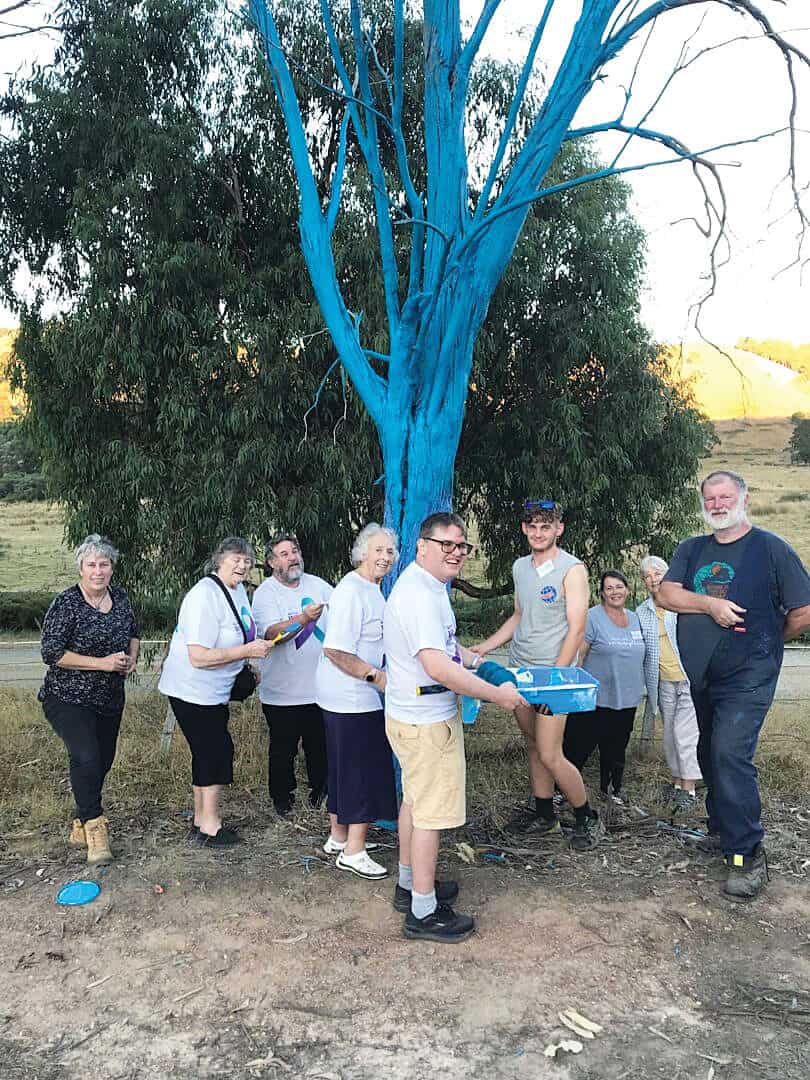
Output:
[{"xmin": 323, "ymin": 708, "xmax": 398, "ymax": 824}]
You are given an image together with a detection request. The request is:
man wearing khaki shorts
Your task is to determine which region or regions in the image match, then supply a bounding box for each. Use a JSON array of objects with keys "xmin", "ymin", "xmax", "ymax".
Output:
[{"xmin": 384, "ymin": 513, "xmax": 526, "ymax": 944}]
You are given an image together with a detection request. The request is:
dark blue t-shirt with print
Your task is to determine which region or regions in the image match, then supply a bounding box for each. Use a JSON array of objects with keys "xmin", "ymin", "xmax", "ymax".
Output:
[{"xmin": 664, "ymin": 528, "xmax": 810, "ymax": 683}]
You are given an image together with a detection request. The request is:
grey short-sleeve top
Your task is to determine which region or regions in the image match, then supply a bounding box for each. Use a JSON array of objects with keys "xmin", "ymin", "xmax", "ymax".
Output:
[
  {"xmin": 581, "ymin": 604, "xmax": 646, "ymax": 710},
  {"xmin": 509, "ymin": 550, "xmax": 583, "ymax": 667}
]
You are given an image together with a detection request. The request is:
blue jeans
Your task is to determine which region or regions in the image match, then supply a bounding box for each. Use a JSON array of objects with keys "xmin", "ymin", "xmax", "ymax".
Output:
[{"xmin": 690, "ymin": 655, "xmax": 778, "ymax": 856}]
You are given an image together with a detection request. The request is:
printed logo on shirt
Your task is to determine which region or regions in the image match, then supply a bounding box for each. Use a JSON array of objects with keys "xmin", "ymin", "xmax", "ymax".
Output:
[
  {"xmin": 694, "ymin": 561, "xmax": 735, "ymax": 600},
  {"xmin": 447, "ymin": 627, "xmax": 462, "ymax": 664},
  {"xmin": 292, "ymin": 597, "xmax": 326, "ymax": 650},
  {"xmin": 240, "ymin": 606, "xmax": 257, "ymax": 643},
  {"xmin": 539, "ymin": 584, "xmax": 558, "ymax": 605}
]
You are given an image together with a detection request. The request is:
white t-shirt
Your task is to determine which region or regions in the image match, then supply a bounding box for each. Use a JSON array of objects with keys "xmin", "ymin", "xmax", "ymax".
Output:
[
  {"xmin": 383, "ymin": 561, "xmax": 461, "ymax": 724},
  {"xmin": 315, "ymin": 571, "xmax": 386, "ymax": 714},
  {"xmin": 158, "ymin": 578, "xmax": 256, "ymax": 706},
  {"xmin": 251, "ymin": 573, "xmax": 333, "ymax": 706}
]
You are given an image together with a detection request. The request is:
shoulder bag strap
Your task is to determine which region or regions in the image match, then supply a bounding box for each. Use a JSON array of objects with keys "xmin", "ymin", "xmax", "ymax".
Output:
[{"xmin": 206, "ymin": 573, "xmax": 248, "ymax": 644}]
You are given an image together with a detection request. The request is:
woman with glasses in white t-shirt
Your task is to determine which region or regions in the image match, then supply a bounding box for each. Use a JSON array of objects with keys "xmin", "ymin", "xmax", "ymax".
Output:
[{"xmin": 315, "ymin": 523, "xmax": 399, "ymax": 880}]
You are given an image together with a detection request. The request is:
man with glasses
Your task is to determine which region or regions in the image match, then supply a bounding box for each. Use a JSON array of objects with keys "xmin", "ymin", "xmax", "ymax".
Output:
[
  {"xmin": 658, "ymin": 470, "xmax": 810, "ymax": 901},
  {"xmin": 473, "ymin": 500, "xmax": 600, "ymax": 850},
  {"xmin": 252, "ymin": 534, "xmax": 332, "ymax": 817},
  {"xmin": 384, "ymin": 512, "xmax": 527, "ymax": 943}
]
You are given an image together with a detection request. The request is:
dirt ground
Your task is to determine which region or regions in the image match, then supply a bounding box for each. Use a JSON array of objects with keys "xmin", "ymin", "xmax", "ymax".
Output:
[{"xmin": 2, "ymin": 800, "xmax": 809, "ymax": 1080}]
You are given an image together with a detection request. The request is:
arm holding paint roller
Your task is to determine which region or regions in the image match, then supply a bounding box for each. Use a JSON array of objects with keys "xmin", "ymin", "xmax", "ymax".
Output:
[{"xmin": 419, "ymin": 649, "xmax": 527, "ymax": 711}]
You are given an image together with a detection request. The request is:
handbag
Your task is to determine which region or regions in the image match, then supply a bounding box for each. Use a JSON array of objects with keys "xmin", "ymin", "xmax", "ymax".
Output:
[{"xmin": 207, "ymin": 574, "xmax": 259, "ymax": 702}]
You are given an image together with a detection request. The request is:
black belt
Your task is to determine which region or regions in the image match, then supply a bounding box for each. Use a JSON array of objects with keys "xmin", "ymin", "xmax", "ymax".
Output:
[{"xmin": 416, "ymin": 683, "xmax": 450, "ymax": 696}]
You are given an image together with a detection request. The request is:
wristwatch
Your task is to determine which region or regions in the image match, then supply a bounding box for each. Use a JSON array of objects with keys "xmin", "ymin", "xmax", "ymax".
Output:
[{"xmin": 364, "ymin": 670, "xmax": 377, "ymax": 683}]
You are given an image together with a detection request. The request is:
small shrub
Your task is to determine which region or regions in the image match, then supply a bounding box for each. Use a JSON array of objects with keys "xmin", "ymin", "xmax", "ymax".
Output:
[{"xmin": 779, "ymin": 491, "xmax": 810, "ymax": 503}]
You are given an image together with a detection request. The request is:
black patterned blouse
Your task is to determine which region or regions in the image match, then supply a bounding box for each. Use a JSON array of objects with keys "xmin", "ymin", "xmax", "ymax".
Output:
[{"xmin": 39, "ymin": 584, "xmax": 140, "ymax": 708}]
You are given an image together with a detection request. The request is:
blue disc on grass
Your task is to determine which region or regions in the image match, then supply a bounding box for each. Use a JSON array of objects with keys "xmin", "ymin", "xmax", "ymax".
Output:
[{"xmin": 56, "ymin": 880, "xmax": 101, "ymax": 906}]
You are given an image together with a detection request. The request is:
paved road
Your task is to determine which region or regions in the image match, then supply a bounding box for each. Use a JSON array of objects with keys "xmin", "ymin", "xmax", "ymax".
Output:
[{"xmin": 2, "ymin": 643, "xmax": 808, "ymax": 700}]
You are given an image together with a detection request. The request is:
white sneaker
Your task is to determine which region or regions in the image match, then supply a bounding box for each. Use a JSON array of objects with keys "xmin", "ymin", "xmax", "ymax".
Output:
[
  {"xmin": 323, "ymin": 835, "xmax": 380, "ymax": 855},
  {"xmin": 335, "ymin": 849, "xmax": 388, "ymax": 880}
]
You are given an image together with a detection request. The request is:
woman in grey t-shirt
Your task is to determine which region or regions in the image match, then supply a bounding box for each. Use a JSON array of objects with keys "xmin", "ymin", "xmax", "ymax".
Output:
[{"xmin": 562, "ymin": 570, "xmax": 646, "ymax": 800}]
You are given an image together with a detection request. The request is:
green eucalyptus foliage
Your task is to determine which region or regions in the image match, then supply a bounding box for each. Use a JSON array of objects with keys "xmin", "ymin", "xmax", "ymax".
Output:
[
  {"xmin": 2, "ymin": 0, "xmax": 381, "ymax": 604},
  {"xmin": 1, "ymin": 0, "xmax": 712, "ymax": 609}
]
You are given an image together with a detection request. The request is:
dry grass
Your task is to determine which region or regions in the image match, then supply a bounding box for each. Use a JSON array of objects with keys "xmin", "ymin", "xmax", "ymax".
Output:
[
  {"xmin": 0, "ymin": 501, "xmax": 73, "ymax": 595},
  {"xmin": 706, "ymin": 418, "xmax": 810, "ymax": 567},
  {"xmin": 2, "ymin": 687, "xmax": 807, "ymax": 841}
]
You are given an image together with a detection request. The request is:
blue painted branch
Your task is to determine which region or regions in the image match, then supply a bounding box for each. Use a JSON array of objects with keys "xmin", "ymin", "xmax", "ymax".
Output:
[
  {"xmin": 423, "ymin": 1, "xmax": 469, "ymax": 290},
  {"xmin": 455, "ymin": 0, "xmax": 505, "ymax": 95},
  {"xmin": 251, "ymin": 1, "xmax": 386, "ymax": 421},
  {"xmin": 326, "ymin": 108, "xmax": 351, "ymax": 235},
  {"xmin": 475, "ymin": 0, "xmax": 556, "ymax": 221}
]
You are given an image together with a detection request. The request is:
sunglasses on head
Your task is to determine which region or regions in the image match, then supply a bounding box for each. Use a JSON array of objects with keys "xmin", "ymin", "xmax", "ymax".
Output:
[{"xmin": 524, "ymin": 500, "xmax": 557, "ymax": 511}]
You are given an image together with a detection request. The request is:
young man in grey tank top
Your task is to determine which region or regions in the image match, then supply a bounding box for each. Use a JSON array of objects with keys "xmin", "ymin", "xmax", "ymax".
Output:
[{"xmin": 473, "ymin": 501, "xmax": 601, "ymax": 850}]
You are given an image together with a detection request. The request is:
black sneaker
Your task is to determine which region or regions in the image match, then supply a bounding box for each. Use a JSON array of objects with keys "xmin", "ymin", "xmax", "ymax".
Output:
[
  {"xmin": 273, "ymin": 802, "xmax": 293, "ymax": 819},
  {"xmin": 570, "ymin": 811, "xmax": 603, "ymax": 851},
  {"xmin": 723, "ymin": 844, "xmax": 768, "ymax": 902},
  {"xmin": 503, "ymin": 805, "xmax": 543, "ymax": 834},
  {"xmin": 393, "ymin": 879, "xmax": 459, "ymax": 913},
  {"xmin": 404, "ymin": 903, "xmax": 475, "ymax": 944},
  {"xmin": 523, "ymin": 815, "xmax": 562, "ymax": 837},
  {"xmin": 197, "ymin": 826, "xmax": 240, "ymax": 848}
]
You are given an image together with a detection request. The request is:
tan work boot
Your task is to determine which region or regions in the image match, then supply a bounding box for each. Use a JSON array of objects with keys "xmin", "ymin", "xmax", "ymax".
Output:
[
  {"xmin": 84, "ymin": 815, "xmax": 113, "ymax": 866},
  {"xmin": 68, "ymin": 819, "xmax": 86, "ymax": 847}
]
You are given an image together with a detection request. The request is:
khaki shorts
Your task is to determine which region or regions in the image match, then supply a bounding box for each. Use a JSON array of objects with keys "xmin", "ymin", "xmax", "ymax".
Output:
[{"xmin": 385, "ymin": 713, "xmax": 466, "ymax": 830}]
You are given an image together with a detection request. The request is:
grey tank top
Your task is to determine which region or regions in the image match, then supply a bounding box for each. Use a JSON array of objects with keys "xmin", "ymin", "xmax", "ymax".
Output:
[{"xmin": 509, "ymin": 550, "xmax": 583, "ymax": 667}]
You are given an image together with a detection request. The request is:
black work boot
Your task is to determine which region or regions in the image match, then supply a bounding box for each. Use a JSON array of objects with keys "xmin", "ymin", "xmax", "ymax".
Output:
[{"xmin": 723, "ymin": 844, "xmax": 768, "ymax": 902}]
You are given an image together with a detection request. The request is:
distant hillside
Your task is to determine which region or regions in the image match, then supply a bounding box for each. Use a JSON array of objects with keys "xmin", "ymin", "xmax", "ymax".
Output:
[
  {"xmin": 736, "ymin": 338, "xmax": 810, "ymax": 381},
  {"xmin": 661, "ymin": 343, "xmax": 810, "ymax": 421},
  {"xmin": 0, "ymin": 328, "xmax": 23, "ymax": 420}
]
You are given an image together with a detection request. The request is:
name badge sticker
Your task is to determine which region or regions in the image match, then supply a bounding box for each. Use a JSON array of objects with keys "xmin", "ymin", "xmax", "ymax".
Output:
[
  {"xmin": 631, "ymin": 630, "xmax": 643, "ymax": 640},
  {"xmin": 535, "ymin": 560, "xmax": 554, "ymax": 579}
]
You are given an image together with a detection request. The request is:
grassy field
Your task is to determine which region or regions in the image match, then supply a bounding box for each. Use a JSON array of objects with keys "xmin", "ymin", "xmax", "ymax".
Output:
[
  {"xmin": 0, "ymin": 500, "xmax": 74, "ymax": 595},
  {"xmin": 706, "ymin": 417, "xmax": 810, "ymax": 567}
]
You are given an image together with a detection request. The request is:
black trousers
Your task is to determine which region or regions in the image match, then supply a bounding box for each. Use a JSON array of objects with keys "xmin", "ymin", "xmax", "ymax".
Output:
[
  {"xmin": 262, "ymin": 702, "xmax": 328, "ymax": 810},
  {"xmin": 563, "ymin": 706, "xmax": 636, "ymax": 793},
  {"xmin": 42, "ymin": 695, "xmax": 123, "ymax": 822}
]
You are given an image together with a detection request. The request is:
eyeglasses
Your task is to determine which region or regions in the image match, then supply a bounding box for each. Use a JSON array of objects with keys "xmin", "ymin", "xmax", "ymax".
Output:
[
  {"xmin": 422, "ymin": 537, "xmax": 475, "ymax": 556},
  {"xmin": 524, "ymin": 499, "xmax": 559, "ymax": 512}
]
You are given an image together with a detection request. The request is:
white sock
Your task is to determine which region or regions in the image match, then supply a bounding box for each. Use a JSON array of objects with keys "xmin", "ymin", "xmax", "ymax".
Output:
[
  {"xmin": 399, "ymin": 863, "xmax": 413, "ymax": 890},
  {"xmin": 411, "ymin": 889, "xmax": 437, "ymax": 920}
]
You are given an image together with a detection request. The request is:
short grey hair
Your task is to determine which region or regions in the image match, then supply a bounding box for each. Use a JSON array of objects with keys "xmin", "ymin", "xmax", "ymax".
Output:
[
  {"xmin": 640, "ymin": 555, "xmax": 669, "ymax": 576},
  {"xmin": 701, "ymin": 469, "xmax": 747, "ymax": 495},
  {"xmin": 351, "ymin": 523, "xmax": 399, "ymax": 568},
  {"xmin": 207, "ymin": 536, "xmax": 255, "ymax": 573},
  {"xmin": 75, "ymin": 534, "xmax": 119, "ymax": 570}
]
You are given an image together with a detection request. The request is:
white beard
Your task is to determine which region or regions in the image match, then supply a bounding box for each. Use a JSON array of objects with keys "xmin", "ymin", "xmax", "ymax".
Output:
[{"xmin": 701, "ymin": 494, "xmax": 747, "ymax": 533}]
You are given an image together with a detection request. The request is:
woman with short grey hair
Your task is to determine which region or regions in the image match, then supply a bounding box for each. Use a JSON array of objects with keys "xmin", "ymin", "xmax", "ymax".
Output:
[
  {"xmin": 315, "ymin": 524, "xmax": 399, "ymax": 879},
  {"xmin": 159, "ymin": 537, "xmax": 274, "ymax": 847},
  {"xmin": 39, "ymin": 534, "xmax": 140, "ymax": 866},
  {"xmin": 636, "ymin": 555, "xmax": 702, "ymax": 810}
]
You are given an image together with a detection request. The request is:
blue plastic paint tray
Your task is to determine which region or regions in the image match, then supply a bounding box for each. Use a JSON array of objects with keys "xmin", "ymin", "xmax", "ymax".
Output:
[
  {"xmin": 56, "ymin": 880, "xmax": 101, "ymax": 906},
  {"xmin": 462, "ymin": 666, "xmax": 599, "ymax": 725}
]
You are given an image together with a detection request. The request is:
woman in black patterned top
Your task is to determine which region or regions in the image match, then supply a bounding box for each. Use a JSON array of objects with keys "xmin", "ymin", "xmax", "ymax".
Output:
[{"xmin": 39, "ymin": 534, "xmax": 139, "ymax": 865}]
